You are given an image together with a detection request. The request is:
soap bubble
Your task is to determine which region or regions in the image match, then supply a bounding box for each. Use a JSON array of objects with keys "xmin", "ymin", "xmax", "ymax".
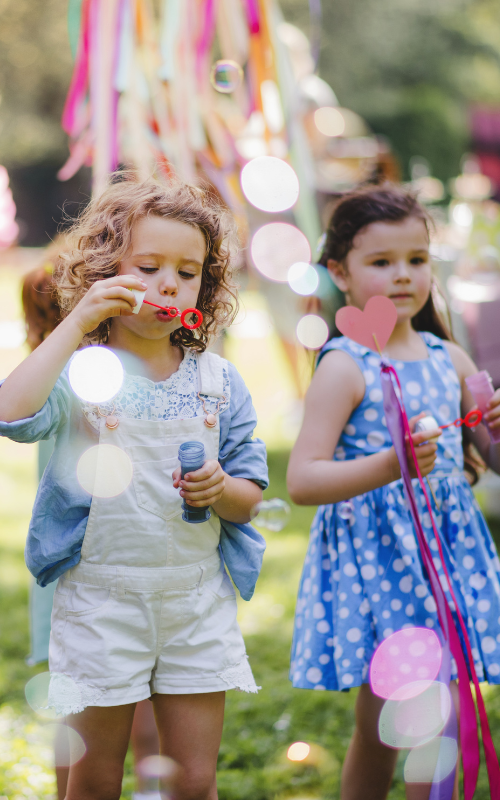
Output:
[
  {"xmin": 77, "ymin": 444, "xmax": 133, "ymax": 498},
  {"xmin": 378, "ymin": 681, "xmax": 451, "ymax": 749},
  {"xmin": 251, "ymin": 223, "xmax": 311, "ymax": 282},
  {"xmin": 296, "ymin": 315, "xmax": 329, "ymax": 349},
  {"xmin": 69, "ymin": 347, "xmax": 124, "ymax": 404},
  {"xmin": 210, "ymin": 59, "xmax": 243, "ymax": 93},
  {"xmin": 137, "ymin": 755, "xmax": 177, "ymax": 796},
  {"xmin": 338, "ymin": 501, "xmax": 355, "ymax": 521},
  {"xmin": 370, "ymin": 628, "xmax": 442, "ymax": 700},
  {"xmin": 240, "ymin": 157, "xmax": 299, "ymax": 213},
  {"xmin": 287, "ymin": 742, "xmax": 310, "ymax": 762},
  {"xmin": 287, "ymin": 263, "xmax": 319, "ymax": 296},
  {"xmin": 25, "ymin": 673, "xmax": 64, "ymax": 720},
  {"xmin": 404, "ymin": 736, "xmax": 458, "ymax": 783},
  {"xmin": 250, "ymin": 498, "xmax": 290, "ymax": 531},
  {"xmin": 44, "ymin": 723, "xmax": 86, "ymax": 767}
]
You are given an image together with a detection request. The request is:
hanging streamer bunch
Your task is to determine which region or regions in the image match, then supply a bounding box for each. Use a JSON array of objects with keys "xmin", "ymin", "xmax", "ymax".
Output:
[{"xmin": 59, "ymin": 0, "xmax": 321, "ymax": 247}]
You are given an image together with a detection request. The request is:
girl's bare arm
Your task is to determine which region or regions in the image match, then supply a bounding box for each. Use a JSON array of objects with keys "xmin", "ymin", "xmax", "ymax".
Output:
[
  {"xmin": 287, "ymin": 350, "xmax": 439, "ymax": 506},
  {"xmin": 0, "ymin": 275, "xmax": 145, "ymax": 423}
]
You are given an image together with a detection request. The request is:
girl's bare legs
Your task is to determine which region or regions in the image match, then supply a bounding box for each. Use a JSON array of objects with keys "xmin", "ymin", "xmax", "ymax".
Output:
[
  {"xmin": 341, "ymin": 682, "xmax": 460, "ymax": 800},
  {"xmin": 130, "ymin": 699, "xmax": 160, "ymax": 793},
  {"xmin": 64, "ymin": 703, "xmax": 137, "ymax": 800},
  {"xmin": 55, "ymin": 700, "xmax": 159, "ymax": 800},
  {"xmin": 341, "ymin": 683, "xmax": 398, "ymax": 800},
  {"xmin": 153, "ymin": 692, "xmax": 226, "ymax": 800}
]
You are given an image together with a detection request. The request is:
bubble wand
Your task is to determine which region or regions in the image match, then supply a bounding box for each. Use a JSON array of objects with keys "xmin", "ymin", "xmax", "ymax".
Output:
[
  {"xmin": 336, "ymin": 296, "xmax": 500, "ymax": 800},
  {"xmin": 129, "ymin": 288, "xmax": 203, "ymax": 330}
]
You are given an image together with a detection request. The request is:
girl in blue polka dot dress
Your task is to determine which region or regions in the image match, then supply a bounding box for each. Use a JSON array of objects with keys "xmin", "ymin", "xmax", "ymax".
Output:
[{"xmin": 287, "ymin": 185, "xmax": 500, "ymax": 800}]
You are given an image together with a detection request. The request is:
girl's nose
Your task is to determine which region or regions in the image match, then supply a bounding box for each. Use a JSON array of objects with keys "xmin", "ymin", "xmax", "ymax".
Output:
[
  {"xmin": 159, "ymin": 271, "xmax": 178, "ymax": 297},
  {"xmin": 394, "ymin": 260, "xmax": 411, "ymax": 280}
]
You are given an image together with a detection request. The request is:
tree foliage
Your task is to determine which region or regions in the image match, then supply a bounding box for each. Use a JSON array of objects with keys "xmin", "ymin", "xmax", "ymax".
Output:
[{"xmin": 281, "ymin": 0, "xmax": 500, "ymax": 180}]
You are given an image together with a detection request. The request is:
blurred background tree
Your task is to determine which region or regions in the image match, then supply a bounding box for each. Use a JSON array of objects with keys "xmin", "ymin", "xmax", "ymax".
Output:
[
  {"xmin": 1, "ymin": 0, "xmax": 500, "ymax": 242},
  {"xmin": 281, "ymin": 0, "xmax": 500, "ymax": 182}
]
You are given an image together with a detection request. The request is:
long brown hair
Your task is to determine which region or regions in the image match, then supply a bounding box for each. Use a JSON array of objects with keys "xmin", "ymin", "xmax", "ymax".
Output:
[
  {"xmin": 319, "ymin": 183, "xmax": 483, "ymax": 484},
  {"xmin": 55, "ymin": 172, "xmax": 239, "ymax": 350}
]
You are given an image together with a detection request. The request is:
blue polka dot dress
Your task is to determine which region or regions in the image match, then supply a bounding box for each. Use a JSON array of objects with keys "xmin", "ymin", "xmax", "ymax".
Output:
[{"xmin": 290, "ymin": 333, "xmax": 500, "ymax": 691}]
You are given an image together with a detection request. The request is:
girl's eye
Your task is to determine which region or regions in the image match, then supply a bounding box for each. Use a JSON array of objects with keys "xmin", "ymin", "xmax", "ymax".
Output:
[
  {"xmin": 372, "ymin": 259, "xmax": 389, "ymax": 267},
  {"xmin": 139, "ymin": 267, "xmax": 158, "ymax": 274},
  {"xmin": 410, "ymin": 256, "xmax": 427, "ymax": 265},
  {"xmin": 179, "ymin": 271, "xmax": 196, "ymax": 279}
]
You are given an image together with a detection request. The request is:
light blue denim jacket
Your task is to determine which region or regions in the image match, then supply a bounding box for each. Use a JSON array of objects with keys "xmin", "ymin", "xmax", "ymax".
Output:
[{"xmin": 0, "ymin": 360, "xmax": 268, "ymax": 601}]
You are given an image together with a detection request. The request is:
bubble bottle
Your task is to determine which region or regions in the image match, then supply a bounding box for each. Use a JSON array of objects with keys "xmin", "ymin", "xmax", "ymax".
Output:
[
  {"xmin": 465, "ymin": 371, "xmax": 500, "ymax": 444},
  {"xmin": 178, "ymin": 442, "xmax": 211, "ymax": 523}
]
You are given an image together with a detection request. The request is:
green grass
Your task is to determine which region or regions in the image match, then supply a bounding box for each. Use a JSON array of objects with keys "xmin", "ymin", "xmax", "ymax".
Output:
[{"xmin": 3, "ymin": 447, "xmax": 500, "ymax": 799}]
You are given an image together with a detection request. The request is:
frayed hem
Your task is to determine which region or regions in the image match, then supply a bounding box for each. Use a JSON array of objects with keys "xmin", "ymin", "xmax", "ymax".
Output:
[{"xmin": 217, "ymin": 656, "xmax": 260, "ymax": 694}]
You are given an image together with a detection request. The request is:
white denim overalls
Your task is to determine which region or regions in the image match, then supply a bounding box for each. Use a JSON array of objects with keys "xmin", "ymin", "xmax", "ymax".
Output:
[{"xmin": 49, "ymin": 352, "xmax": 259, "ymax": 714}]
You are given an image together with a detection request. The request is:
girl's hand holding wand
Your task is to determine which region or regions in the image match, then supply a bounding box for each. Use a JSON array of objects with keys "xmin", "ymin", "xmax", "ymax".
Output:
[
  {"xmin": 71, "ymin": 274, "xmax": 147, "ymax": 336},
  {"xmin": 405, "ymin": 413, "xmax": 441, "ymax": 480}
]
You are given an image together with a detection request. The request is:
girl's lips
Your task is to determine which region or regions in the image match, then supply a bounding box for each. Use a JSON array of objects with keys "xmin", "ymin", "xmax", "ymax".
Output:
[{"xmin": 155, "ymin": 311, "xmax": 174, "ymax": 323}]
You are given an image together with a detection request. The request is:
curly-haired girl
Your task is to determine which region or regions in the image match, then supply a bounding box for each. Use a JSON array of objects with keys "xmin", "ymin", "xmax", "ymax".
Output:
[{"xmin": 0, "ymin": 174, "xmax": 268, "ymax": 800}]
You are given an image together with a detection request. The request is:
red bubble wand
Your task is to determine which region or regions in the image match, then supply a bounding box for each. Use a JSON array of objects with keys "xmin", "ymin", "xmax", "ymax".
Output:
[{"xmin": 142, "ymin": 300, "xmax": 203, "ymax": 330}]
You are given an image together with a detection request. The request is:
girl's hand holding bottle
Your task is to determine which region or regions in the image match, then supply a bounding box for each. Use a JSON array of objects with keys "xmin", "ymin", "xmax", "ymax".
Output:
[
  {"xmin": 172, "ymin": 459, "xmax": 226, "ymax": 507},
  {"xmin": 484, "ymin": 388, "xmax": 500, "ymax": 432}
]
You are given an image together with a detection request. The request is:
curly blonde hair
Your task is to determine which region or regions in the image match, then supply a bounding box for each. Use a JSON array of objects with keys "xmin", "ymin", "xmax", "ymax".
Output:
[{"xmin": 55, "ymin": 172, "xmax": 239, "ymax": 350}]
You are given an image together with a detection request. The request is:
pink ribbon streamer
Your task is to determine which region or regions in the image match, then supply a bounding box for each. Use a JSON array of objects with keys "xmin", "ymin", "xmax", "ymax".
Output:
[
  {"xmin": 61, "ymin": 0, "xmax": 91, "ymax": 136},
  {"xmin": 383, "ymin": 363, "xmax": 500, "ymax": 799},
  {"xmin": 245, "ymin": 0, "xmax": 260, "ymax": 34},
  {"xmin": 196, "ymin": 0, "xmax": 217, "ymax": 81}
]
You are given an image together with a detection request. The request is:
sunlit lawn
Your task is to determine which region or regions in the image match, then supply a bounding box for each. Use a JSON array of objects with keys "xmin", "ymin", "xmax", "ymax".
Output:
[{"xmin": 2, "ymin": 262, "xmax": 500, "ymax": 799}]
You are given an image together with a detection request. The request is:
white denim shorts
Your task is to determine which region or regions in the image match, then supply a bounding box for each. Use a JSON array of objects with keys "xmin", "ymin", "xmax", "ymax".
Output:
[{"xmin": 48, "ymin": 555, "xmax": 259, "ymax": 715}]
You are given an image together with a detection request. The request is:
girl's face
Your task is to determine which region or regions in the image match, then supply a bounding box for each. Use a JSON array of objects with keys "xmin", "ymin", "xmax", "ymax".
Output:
[
  {"xmin": 328, "ymin": 216, "xmax": 431, "ymax": 324},
  {"xmin": 116, "ymin": 215, "xmax": 206, "ymax": 341}
]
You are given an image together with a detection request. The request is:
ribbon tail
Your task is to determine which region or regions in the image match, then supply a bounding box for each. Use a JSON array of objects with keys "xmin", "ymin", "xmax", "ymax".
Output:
[{"xmin": 380, "ymin": 366, "xmax": 481, "ymax": 799}]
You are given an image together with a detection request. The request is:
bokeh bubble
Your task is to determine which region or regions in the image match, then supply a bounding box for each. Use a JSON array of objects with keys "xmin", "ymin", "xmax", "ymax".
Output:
[
  {"xmin": 69, "ymin": 347, "xmax": 124, "ymax": 404},
  {"xmin": 250, "ymin": 223, "xmax": 311, "ymax": 282},
  {"xmin": 210, "ymin": 59, "xmax": 243, "ymax": 93},
  {"xmin": 338, "ymin": 501, "xmax": 355, "ymax": 521},
  {"xmin": 138, "ymin": 755, "xmax": 177, "ymax": 796},
  {"xmin": 404, "ymin": 735, "xmax": 458, "ymax": 784},
  {"xmin": 314, "ymin": 106, "xmax": 345, "ymax": 137},
  {"xmin": 287, "ymin": 263, "xmax": 319, "ymax": 296},
  {"xmin": 296, "ymin": 315, "xmax": 329, "ymax": 349},
  {"xmin": 240, "ymin": 157, "xmax": 299, "ymax": 213},
  {"xmin": 379, "ymin": 682, "xmax": 451, "ymax": 749},
  {"xmin": 370, "ymin": 628, "xmax": 442, "ymax": 700},
  {"xmin": 25, "ymin": 673, "xmax": 65, "ymax": 720},
  {"xmin": 250, "ymin": 498, "xmax": 291, "ymax": 532},
  {"xmin": 44, "ymin": 723, "xmax": 86, "ymax": 767},
  {"xmin": 77, "ymin": 444, "xmax": 133, "ymax": 498},
  {"xmin": 287, "ymin": 742, "xmax": 310, "ymax": 762},
  {"xmin": 452, "ymin": 203, "xmax": 473, "ymax": 227}
]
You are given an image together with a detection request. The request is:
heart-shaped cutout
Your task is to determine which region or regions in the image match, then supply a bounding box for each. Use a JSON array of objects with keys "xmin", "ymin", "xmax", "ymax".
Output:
[{"xmin": 335, "ymin": 296, "xmax": 398, "ymax": 352}]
